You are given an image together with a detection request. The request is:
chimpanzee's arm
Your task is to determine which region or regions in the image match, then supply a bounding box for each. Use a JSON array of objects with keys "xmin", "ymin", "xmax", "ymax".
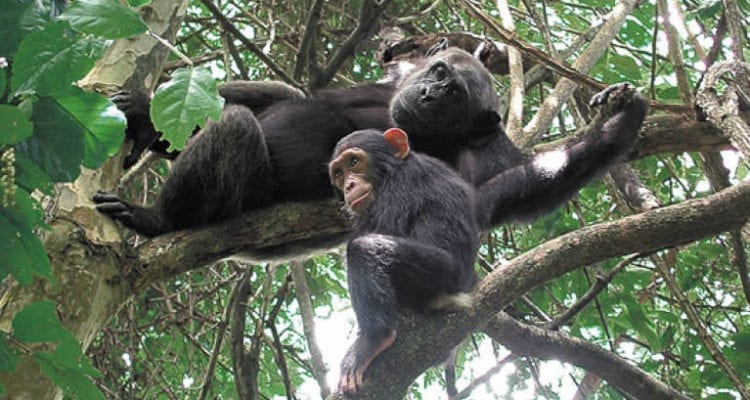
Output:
[
  {"xmin": 110, "ymin": 90, "xmax": 166, "ymax": 169},
  {"xmin": 477, "ymin": 83, "xmax": 647, "ymax": 228},
  {"xmin": 339, "ymin": 233, "xmax": 472, "ymax": 394},
  {"xmin": 218, "ymin": 81, "xmax": 305, "ymax": 112}
]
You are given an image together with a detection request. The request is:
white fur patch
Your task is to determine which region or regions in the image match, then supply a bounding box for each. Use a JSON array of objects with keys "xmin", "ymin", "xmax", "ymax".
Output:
[
  {"xmin": 360, "ymin": 234, "xmax": 398, "ymax": 251},
  {"xmin": 428, "ymin": 292, "xmax": 473, "ymax": 310},
  {"xmin": 532, "ymin": 149, "xmax": 569, "ymax": 177},
  {"xmin": 377, "ymin": 62, "xmax": 418, "ymax": 84}
]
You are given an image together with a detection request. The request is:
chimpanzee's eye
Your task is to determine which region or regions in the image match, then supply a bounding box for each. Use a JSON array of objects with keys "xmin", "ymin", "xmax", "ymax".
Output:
[
  {"xmin": 334, "ymin": 169, "xmax": 343, "ymax": 178},
  {"xmin": 350, "ymin": 156, "xmax": 359, "ymax": 167}
]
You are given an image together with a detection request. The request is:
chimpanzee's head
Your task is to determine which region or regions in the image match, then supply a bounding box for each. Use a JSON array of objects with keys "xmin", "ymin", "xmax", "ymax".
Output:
[
  {"xmin": 390, "ymin": 47, "xmax": 500, "ymax": 140},
  {"xmin": 329, "ymin": 128, "xmax": 410, "ymax": 215}
]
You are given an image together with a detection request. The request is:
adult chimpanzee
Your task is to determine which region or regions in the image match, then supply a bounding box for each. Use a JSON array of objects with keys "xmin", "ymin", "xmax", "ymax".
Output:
[
  {"xmin": 329, "ymin": 128, "xmax": 477, "ymax": 395},
  {"xmin": 94, "ymin": 43, "xmax": 646, "ymax": 239},
  {"xmin": 331, "ymin": 81, "xmax": 646, "ymax": 394}
]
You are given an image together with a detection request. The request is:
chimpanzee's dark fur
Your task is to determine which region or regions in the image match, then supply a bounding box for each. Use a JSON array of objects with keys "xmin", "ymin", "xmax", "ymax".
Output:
[
  {"xmin": 332, "ymin": 129, "xmax": 478, "ymax": 394},
  {"xmin": 334, "ymin": 81, "xmax": 647, "ymax": 392},
  {"xmin": 94, "ymin": 44, "xmax": 647, "ymax": 239}
]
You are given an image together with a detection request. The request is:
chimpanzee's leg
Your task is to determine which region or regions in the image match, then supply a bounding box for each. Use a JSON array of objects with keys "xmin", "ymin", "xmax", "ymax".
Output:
[
  {"xmin": 94, "ymin": 104, "xmax": 274, "ymax": 236},
  {"xmin": 156, "ymin": 104, "xmax": 275, "ymax": 230},
  {"xmin": 338, "ymin": 233, "xmax": 466, "ymax": 394}
]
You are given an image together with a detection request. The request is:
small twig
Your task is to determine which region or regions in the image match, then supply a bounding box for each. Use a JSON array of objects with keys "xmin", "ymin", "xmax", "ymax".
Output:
[
  {"xmin": 198, "ymin": 0, "xmax": 303, "ymax": 90},
  {"xmin": 148, "ymin": 30, "xmax": 193, "ymax": 67},
  {"xmin": 449, "ymin": 353, "xmax": 516, "ymax": 400},
  {"xmin": 546, "ymin": 253, "xmax": 641, "ymax": 330},
  {"xmin": 655, "ymin": 255, "xmax": 750, "ymax": 399},
  {"xmin": 197, "ymin": 275, "xmax": 239, "ymax": 400},
  {"xmin": 290, "ymin": 261, "xmax": 331, "ymax": 397}
]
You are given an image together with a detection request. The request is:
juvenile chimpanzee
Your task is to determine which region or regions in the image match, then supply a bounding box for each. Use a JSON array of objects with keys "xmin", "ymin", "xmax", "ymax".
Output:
[
  {"xmin": 331, "ymin": 82, "xmax": 647, "ymax": 393},
  {"xmin": 329, "ymin": 128, "xmax": 478, "ymax": 395}
]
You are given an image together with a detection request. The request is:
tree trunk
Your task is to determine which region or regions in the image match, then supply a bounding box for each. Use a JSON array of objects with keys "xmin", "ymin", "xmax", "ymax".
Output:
[{"xmin": 0, "ymin": 0, "xmax": 187, "ymax": 397}]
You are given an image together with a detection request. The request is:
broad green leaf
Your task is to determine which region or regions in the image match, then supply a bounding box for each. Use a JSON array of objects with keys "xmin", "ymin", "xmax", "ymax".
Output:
[
  {"xmin": 0, "ymin": 0, "xmax": 47, "ymax": 56},
  {"xmin": 623, "ymin": 296, "xmax": 662, "ymax": 351},
  {"xmin": 726, "ymin": 330, "xmax": 750, "ymax": 378},
  {"xmin": 12, "ymin": 21, "xmax": 106, "ymax": 96},
  {"xmin": 0, "ymin": 70, "xmax": 6, "ymax": 98},
  {"xmin": 53, "ymin": 341, "xmax": 102, "ymax": 378},
  {"xmin": 16, "ymin": 97, "xmax": 84, "ymax": 182},
  {"xmin": 619, "ymin": 19, "xmax": 651, "ymax": 48},
  {"xmin": 56, "ymin": 87, "xmax": 126, "ymax": 168},
  {"xmin": 0, "ymin": 105, "xmax": 33, "ymax": 145},
  {"xmin": 59, "ymin": 0, "xmax": 148, "ymax": 39},
  {"xmin": 0, "ymin": 214, "xmax": 37, "ymax": 285},
  {"xmin": 689, "ymin": 0, "xmax": 722, "ymax": 20},
  {"xmin": 0, "ymin": 333, "xmax": 19, "ymax": 372},
  {"xmin": 13, "ymin": 301, "xmax": 75, "ymax": 344},
  {"xmin": 610, "ymin": 53, "xmax": 643, "ymax": 81},
  {"xmin": 15, "ymin": 153, "xmax": 53, "ymax": 195},
  {"xmin": 150, "ymin": 67, "xmax": 223, "ymax": 151},
  {"xmin": 35, "ymin": 344, "xmax": 106, "ymax": 400},
  {"xmin": 0, "ymin": 189, "xmax": 52, "ymax": 281}
]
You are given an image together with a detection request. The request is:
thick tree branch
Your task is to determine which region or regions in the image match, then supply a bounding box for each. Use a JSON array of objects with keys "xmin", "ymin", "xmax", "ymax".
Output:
[
  {"xmin": 322, "ymin": 180, "xmax": 750, "ymax": 399},
  {"xmin": 483, "ymin": 313, "xmax": 690, "ymax": 400},
  {"xmin": 126, "ymin": 114, "xmax": 745, "ymax": 294},
  {"xmin": 128, "ymin": 200, "xmax": 348, "ymax": 293}
]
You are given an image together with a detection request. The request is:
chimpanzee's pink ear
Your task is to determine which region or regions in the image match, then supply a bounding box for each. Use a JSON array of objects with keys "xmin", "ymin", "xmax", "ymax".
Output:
[{"xmin": 383, "ymin": 128, "xmax": 410, "ymax": 159}]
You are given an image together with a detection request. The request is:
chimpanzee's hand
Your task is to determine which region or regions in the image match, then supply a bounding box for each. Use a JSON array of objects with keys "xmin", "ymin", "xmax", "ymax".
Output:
[
  {"xmin": 589, "ymin": 82, "xmax": 640, "ymax": 114},
  {"xmin": 92, "ymin": 191, "xmax": 136, "ymax": 227},
  {"xmin": 110, "ymin": 90, "xmax": 150, "ymax": 117}
]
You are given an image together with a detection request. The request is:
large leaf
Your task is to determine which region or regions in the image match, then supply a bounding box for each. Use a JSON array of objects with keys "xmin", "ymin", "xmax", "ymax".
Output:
[
  {"xmin": 11, "ymin": 21, "xmax": 105, "ymax": 96},
  {"xmin": 0, "ymin": 189, "xmax": 52, "ymax": 282},
  {"xmin": 12, "ymin": 301, "xmax": 75, "ymax": 344},
  {"xmin": 0, "ymin": 0, "xmax": 47, "ymax": 56},
  {"xmin": 16, "ymin": 97, "xmax": 84, "ymax": 182},
  {"xmin": 610, "ymin": 53, "xmax": 643, "ymax": 81},
  {"xmin": 15, "ymin": 153, "xmax": 53, "ymax": 194},
  {"xmin": 56, "ymin": 88, "xmax": 126, "ymax": 168},
  {"xmin": 623, "ymin": 296, "xmax": 662, "ymax": 352},
  {"xmin": 0, "ymin": 105, "xmax": 33, "ymax": 145},
  {"xmin": 59, "ymin": 0, "xmax": 148, "ymax": 39},
  {"xmin": 0, "ymin": 213, "xmax": 44, "ymax": 286},
  {"xmin": 0, "ymin": 333, "xmax": 18, "ymax": 373},
  {"xmin": 34, "ymin": 342, "xmax": 106, "ymax": 400},
  {"xmin": 150, "ymin": 67, "xmax": 223, "ymax": 151}
]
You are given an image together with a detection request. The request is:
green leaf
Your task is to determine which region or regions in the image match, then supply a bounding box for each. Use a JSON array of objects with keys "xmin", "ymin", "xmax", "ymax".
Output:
[
  {"xmin": 0, "ymin": 333, "xmax": 19, "ymax": 373},
  {"xmin": 16, "ymin": 96, "xmax": 85, "ymax": 182},
  {"xmin": 0, "ymin": 214, "xmax": 38, "ymax": 286},
  {"xmin": 11, "ymin": 21, "xmax": 106, "ymax": 97},
  {"xmin": 151, "ymin": 67, "xmax": 223, "ymax": 151},
  {"xmin": 56, "ymin": 87, "xmax": 126, "ymax": 168},
  {"xmin": 623, "ymin": 296, "xmax": 662, "ymax": 351},
  {"xmin": 34, "ymin": 345, "xmax": 106, "ymax": 400},
  {"xmin": 0, "ymin": 189, "xmax": 52, "ymax": 281},
  {"xmin": 15, "ymin": 153, "xmax": 53, "ymax": 195},
  {"xmin": 0, "ymin": 105, "xmax": 33, "ymax": 145},
  {"xmin": 610, "ymin": 53, "xmax": 643, "ymax": 81},
  {"xmin": 0, "ymin": 70, "xmax": 7, "ymax": 98},
  {"xmin": 59, "ymin": 0, "xmax": 148, "ymax": 39},
  {"xmin": 13, "ymin": 301, "xmax": 75, "ymax": 344},
  {"xmin": 0, "ymin": 0, "xmax": 48, "ymax": 56}
]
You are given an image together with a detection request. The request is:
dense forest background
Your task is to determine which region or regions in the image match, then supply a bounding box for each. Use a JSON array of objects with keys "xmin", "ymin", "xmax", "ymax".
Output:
[{"xmin": 1, "ymin": 0, "xmax": 750, "ymax": 399}]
